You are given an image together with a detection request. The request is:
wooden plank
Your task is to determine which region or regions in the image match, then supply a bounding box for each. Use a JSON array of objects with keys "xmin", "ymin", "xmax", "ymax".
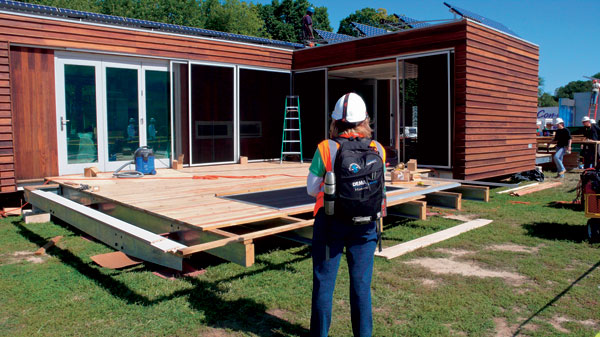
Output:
[
  {"xmin": 387, "ymin": 200, "xmax": 427, "ymax": 220},
  {"xmin": 34, "ymin": 235, "xmax": 62, "ymax": 255},
  {"xmin": 178, "ymin": 219, "xmax": 315, "ymax": 256},
  {"xmin": 511, "ymin": 182, "xmax": 562, "ymax": 196},
  {"xmin": 448, "ymin": 185, "xmax": 489, "ymax": 202},
  {"xmin": 375, "ymin": 219, "xmax": 493, "ymax": 259},
  {"xmin": 425, "ymin": 191, "xmax": 462, "ymax": 210}
]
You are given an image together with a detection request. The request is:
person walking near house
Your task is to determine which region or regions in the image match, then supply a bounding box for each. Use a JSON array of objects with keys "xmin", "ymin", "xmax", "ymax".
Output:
[
  {"xmin": 592, "ymin": 79, "xmax": 600, "ymax": 106},
  {"xmin": 306, "ymin": 93, "xmax": 386, "ymax": 337},
  {"xmin": 553, "ymin": 118, "xmax": 571, "ymax": 178}
]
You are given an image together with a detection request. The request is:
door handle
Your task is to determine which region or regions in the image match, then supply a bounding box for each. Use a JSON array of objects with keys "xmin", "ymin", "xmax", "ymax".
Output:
[{"xmin": 60, "ymin": 116, "xmax": 70, "ymax": 131}]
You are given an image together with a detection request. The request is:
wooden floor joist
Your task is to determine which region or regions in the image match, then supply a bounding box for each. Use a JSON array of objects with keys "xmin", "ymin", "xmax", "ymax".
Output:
[
  {"xmin": 448, "ymin": 185, "xmax": 489, "ymax": 202},
  {"xmin": 425, "ymin": 191, "xmax": 462, "ymax": 210},
  {"xmin": 376, "ymin": 219, "xmax": 493, "ymax": 259},
  {"xmin": 387, "ymin": 200, "xmax": 427, "ymax": 220}
]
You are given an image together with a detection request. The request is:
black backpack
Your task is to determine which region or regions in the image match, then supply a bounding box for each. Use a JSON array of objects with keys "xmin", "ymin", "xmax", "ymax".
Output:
[{"xmin": 330, "ymin": 137, "xmax": 385, "ymax": 224}]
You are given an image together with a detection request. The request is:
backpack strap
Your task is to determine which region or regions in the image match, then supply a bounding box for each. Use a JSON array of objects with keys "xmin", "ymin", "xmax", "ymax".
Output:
[
  {"xmin": 369, "ymin": 140, "xmax": 386, "ymax": 164},
  {"xmin": 317, "ymin": 139, "xmax": 339, "ymax": 173}
]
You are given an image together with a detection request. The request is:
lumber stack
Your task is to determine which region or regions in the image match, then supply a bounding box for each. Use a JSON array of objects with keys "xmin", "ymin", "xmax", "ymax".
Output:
[{"xmin": 509, "ymin": 182, "xmax": 562, "ymax": 196}]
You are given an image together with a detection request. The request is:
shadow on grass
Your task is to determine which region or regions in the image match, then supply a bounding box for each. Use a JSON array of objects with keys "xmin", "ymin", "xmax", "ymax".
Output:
[
  {"xmin": 544, "ymin": 201, "xmax": 582, "ymax": 211},
  {"xmin": 12, "ymin": 220, "xmax": 310, "ymax": 336},
  {"xmin": 513, "ymin": 259, "xmax": 600, "ymax": 336},
  {"xmin": 522, "ymin": 222, "xmax": 588, "ymax": 242}
]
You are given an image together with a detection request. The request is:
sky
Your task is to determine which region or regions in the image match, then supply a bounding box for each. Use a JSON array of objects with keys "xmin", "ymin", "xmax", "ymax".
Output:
[{"xmin": 255, "ymin": 0, "xmax": 600, "ymax": 94}]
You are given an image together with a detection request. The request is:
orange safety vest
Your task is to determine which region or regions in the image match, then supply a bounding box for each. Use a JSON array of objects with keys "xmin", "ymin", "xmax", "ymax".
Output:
[{"xmin": 313, "ymin": 137, "xmax": 386, "ymax": 216}]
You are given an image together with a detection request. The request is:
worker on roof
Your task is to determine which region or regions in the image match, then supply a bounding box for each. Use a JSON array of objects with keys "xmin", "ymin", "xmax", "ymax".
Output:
[
  {"xmin": 592, "ymin": 79, "xmax": 600, "ymax": 106},
  {"xmin": 306, "ymin": 93, "xmax": 386, "ymax": 337},
  {"xmin": 553, "ymin": 118, "xmax": 571, "ymax": 178},
  {"xmin": 302, "ymin": 6, "xmax": 315, "ymax": 45}
]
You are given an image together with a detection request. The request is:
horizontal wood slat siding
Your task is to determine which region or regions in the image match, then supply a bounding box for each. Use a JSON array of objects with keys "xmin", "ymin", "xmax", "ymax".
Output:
[
  {"xmin": 456, "ymin": 21, "xmax": 538, "ymax": 180},
  {"xmin": 0, "ymin": 41, "xmax": 14, "ymax": 192},
  {"xmin": 11, "ymin": 47, "xmax": 59, "ymax": 180},
  {"xmin": 0, "ymin": 13, "xmax": 293, "ymax": 69}
]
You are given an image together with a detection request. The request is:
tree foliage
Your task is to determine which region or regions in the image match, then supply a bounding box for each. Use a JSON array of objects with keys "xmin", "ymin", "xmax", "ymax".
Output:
[
  {"xmin": 257, "ymin": 0, "xmax": 331, "ymax": 42},
  {"xmin": 554, "ymin": 72, "xmax": 600, "ymax": 99},
  {"xmin": 538, "ymin": 77, "xmax": 557, "ymax": 107},
  {"xmin": 337, "ymin": 7, "xmax": 397, "ymax": 36}
]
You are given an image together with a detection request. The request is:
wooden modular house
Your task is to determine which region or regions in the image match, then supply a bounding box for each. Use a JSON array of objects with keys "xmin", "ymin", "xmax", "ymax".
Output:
[{"xmin": 0, "ymin": 2, "xmax": 538, "ymax": 192}]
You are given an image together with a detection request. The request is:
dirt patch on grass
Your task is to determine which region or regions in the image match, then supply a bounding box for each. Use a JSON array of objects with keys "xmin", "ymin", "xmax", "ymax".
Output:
[
  {"xmin": 493, "ymin": 317, "xmax": 515, "ymax": 337},
  {"xmin": 200, "ymin": 327, "xmax": 238, "ymax": 337},
  {"xmin": 266, "ymin": 308, "xmax": 292, "ymax": 322},
  {"xmin": 443, "ymin": 214, "xmax": 478, "ymax": 222},
  {"xmin": 548, "ymin": 315, "xmax": 599, "ymax": 333},
  {"xmin": 406, "ymin": 257, "xmax": 527, "ymax": 285},
  {"xmin": 435, "ymin": 248, "xmax": 472, "ymax": 257},
  {"xmin": 487, "ymin": 244, "xmax": 539, "ymax": 253},
  {"xmin": 0, "ymin": 251, "xmax": 47, "ymax": 265}
]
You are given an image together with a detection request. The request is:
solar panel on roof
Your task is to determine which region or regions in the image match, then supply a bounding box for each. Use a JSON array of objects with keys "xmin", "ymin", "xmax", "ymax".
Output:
[
  {"xmin": 443, "ymin": 2, "xmax": 519, "ymax": 37},
  {"xmin": 395, "ymin": 14, "xmax": 431, "ymax": 29},
  {"xmin": 314, "ymin": 29, "xmax": 355, "ymax": 44},
  {"xmin": 351, "ymin": 22, "xmax": 389, "ymax": 37}
]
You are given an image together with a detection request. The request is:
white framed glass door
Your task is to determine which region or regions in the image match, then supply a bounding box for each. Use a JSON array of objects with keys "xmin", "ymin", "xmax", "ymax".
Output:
[
  {"xmin": 56, "ymin": 53, "xmax": 171, "ymax": 175},
  {"xmin": 55, "ymin": 58, "xmax": 105, "ymax": 175}
]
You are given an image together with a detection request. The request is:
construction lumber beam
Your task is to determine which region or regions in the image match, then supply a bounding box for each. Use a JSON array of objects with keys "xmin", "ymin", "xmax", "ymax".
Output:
[
  {"xmin": 375, "ymin": 219, "xmax": 493, "ymax": 259},
  {"xmin": 34, "ymin": 236, "xmax": 63, "ymax": 255},
  {"xmin": 511, "ymin": 182, "xmax": 562, "ymax": 196},
  {"xmin": 178, "ymin": 219, "xmax": 314, "ymax": 257},
  {"xmin": 59, "ymin": 186, "xmax": 255, "ymax": 267},
  {"xmin": 425, "ymin": 191, "xmax": 462, "ymax": 210},
  {"xmin": 448, "ymin": 185, "xmax": 489, "ymax": 202},
  {"xmin": 25, "ymin": 189, "xmax": 185, "ymax": 270},
  {"xmin": 387, "ymin": 200, "xmax": 427, "ymax": 220}
]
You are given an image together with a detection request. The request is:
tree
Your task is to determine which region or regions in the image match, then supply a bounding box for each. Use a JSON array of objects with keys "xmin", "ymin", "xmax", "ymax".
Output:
[
  {"xmin": 203, "ymin": 0, "xmax": 269, "ymax": 38},
  {"xmin": 257, "ymin": 0, "xmax": 331, "ymax": 43},
  {"xmin": 554, "ymin": 72, "xmax": 600, "ymax": 99},
  {"xmin": 538, "ymin": 77, "xmax": 557, "ymax": 107},
  {"xmin": 337, "ymin": 7, "xmax": 397, "ymax": 37}
]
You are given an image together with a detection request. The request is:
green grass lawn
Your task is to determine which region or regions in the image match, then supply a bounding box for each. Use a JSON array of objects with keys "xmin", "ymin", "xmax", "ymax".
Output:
[{"xmin": 1, "ymin": 172, "xmax": 599, "ymax": 336}]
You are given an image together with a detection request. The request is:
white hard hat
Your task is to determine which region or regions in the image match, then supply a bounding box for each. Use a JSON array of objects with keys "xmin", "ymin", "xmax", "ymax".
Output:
[
  {"xmin": 331, "ymin": 93, "xmax": 367, "ymax": 123},
  {"xmin": 592, "ymin": 120, "xmax": 597, "ymax": 124},
  {"xmin": 555, "ymin": 118, "xmax": 564, "ymax": 124},
  {"xmin": 582, "ymin": 116, "xmax": 591, "ymax": 123},
  {"xmin": 536, "ymin": 120, "xmax": 542, "ymax": 125}
]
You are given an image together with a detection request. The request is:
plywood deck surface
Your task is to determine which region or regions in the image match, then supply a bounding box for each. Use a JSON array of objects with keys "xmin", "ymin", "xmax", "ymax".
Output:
[{"xmin": 47, "ymin": 162, "xmax": 458, "ymax": 231}]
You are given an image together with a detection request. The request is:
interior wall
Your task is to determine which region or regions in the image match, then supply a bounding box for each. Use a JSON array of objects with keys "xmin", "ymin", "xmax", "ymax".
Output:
[
  {"xmin": 239, "ymin": 69, "xmax": 290, "ymax": 160},
  {"xmin": 376, "ymin": 80, "xmax": 391, "ymax": 147},
  {"xmin": 10, "ymin": 46, "xmax": 58, "ymax": 180}
]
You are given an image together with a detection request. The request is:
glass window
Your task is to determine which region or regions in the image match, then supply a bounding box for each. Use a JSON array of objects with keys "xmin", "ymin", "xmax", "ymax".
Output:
[
  {"xmin": 145, "ymin": 70, "xmax": 170, "ymax": 159},
  {"xmin": 64, "ymin": 64, "xmax": 98, "ymax": 164},
  {"xmin": 106, "ymin": 67, "xmax": 139, "ymax": 162}
]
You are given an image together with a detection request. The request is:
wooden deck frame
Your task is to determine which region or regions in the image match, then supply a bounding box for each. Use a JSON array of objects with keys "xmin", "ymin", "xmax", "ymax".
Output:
[{"xmin": 27, "ymin": 164, "xmax": 462, "ymax": 269}]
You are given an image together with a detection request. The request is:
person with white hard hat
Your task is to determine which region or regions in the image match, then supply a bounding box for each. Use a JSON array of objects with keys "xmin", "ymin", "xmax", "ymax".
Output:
[
  {"xmin": 307, "ymin": 92, "xmax": 386, "ymax": 337},
  {"xmin": 553, "ymin": 118, "xmax": 571, "ymax": 177},
  {"xmin": 302, "ymin": 6, "xmax": 315, "ymax": 44},
  {"xmin": 582, "ymin": 116, "xmax": 600, "ymax": 168},
  {"xmin": 536, "ymin": 120, "xmax": 543, "ymax": 136}
]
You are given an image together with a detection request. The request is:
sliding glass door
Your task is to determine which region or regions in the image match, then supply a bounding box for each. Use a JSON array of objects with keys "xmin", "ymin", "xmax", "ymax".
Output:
[{"xmin": 56, "ymin": 53, "xmax": 170, "ymax": 175}]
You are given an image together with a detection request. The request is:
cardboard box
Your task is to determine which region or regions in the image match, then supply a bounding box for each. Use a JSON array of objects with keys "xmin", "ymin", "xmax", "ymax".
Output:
[
  {"xmin": 391, "ymin": 169, "xmax": 411, "ymax": 183},
  {"xmin": 407, "ymin": 159, "xmax": 417, "ymax": 171},
  {"xmin": 84, "ymin": 166, "xmax": 100, "ymax": 177},
  {"xmin": 173, "ymin": 154, "xmax": 184, "ymax": 170},
  {"xmin": 240, "ymin": 156, "xmax": 248, "ymax": 165}
]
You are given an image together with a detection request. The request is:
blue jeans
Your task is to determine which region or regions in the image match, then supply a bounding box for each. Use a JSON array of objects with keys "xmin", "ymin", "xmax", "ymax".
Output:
[
  {"xmin": 554, "ymin": 146, "xmax": 566, "ymax": 173},
  {"xmin": 310, "ymin": 210, "xmax": 377, "ymax": 337}
]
